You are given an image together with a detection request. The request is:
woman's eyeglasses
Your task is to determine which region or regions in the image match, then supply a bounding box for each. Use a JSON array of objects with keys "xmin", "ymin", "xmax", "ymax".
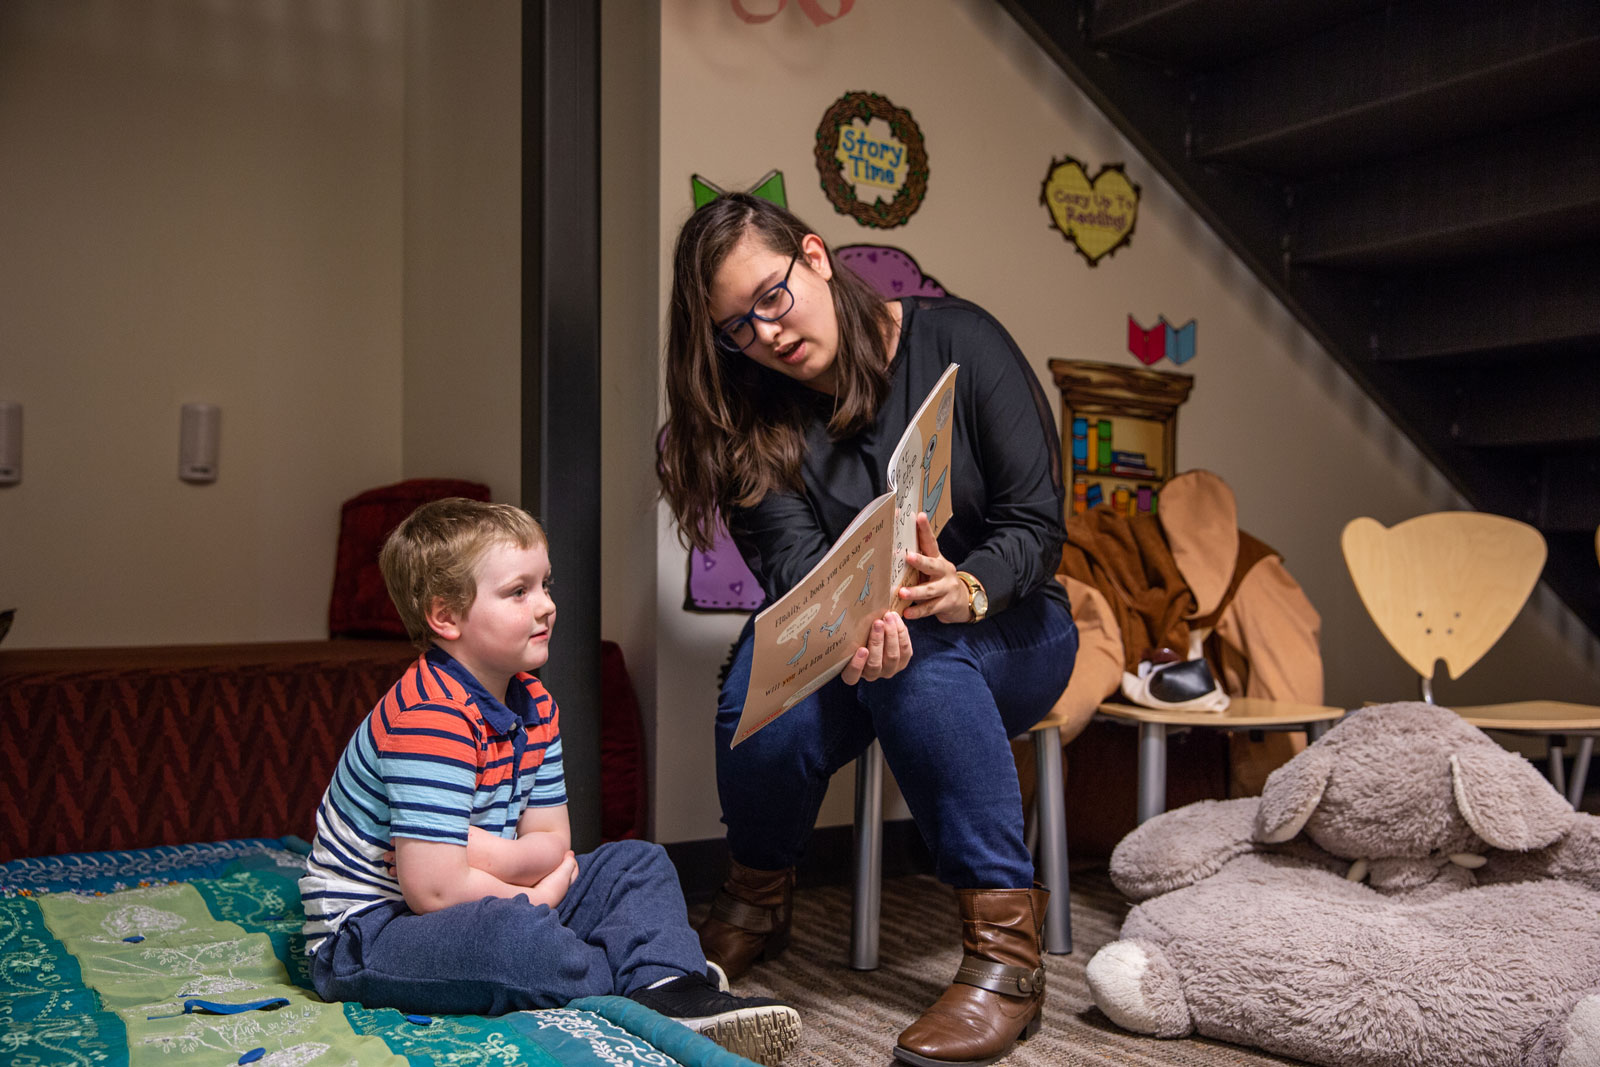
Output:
[{"xmin": 715, "ymin": 251, "xmax": 800, "ymax": 354}]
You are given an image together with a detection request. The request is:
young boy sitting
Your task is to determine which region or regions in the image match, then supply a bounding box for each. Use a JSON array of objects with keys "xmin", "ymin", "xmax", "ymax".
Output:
[{"xmin": 299, "ymin": 499, "xmax": 800, "ymax": 1064}]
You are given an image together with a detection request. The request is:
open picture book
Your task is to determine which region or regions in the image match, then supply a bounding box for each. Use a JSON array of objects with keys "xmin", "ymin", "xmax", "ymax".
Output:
[{"xmin": 733, "ymin": 363, "xmax": 959, "ymax": 746}]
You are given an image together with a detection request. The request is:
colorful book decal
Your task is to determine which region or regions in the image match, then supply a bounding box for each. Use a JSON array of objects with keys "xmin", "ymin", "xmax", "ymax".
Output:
[
  {"xmin": 1040, "ymin": 157, "xmax": 1139, "ymax": 266},
  {"xmin": 815, "ymin": 91, "xmax": 929, "ymax": 230},
  {"xmin": 1128, "ymin": 315, "xmax": 1197, "ymax": 366},
  {"xmin": 1071, "ymin": 416, "xmax": 1159, "ymax": 517}
]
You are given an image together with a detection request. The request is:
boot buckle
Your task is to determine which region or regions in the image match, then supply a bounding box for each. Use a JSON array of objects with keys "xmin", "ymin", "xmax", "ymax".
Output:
[
  {"xmin": 952, "ymin": 957, "xmax": 1047, "ymax": 997},
  {"xmin": 708, "ymin": 891, "xmax": 777, "ymax": 933}
]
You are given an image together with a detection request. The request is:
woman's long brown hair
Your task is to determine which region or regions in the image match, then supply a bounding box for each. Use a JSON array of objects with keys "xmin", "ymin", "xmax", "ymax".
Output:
[{"xmin": 660, "ymin": 193, "xmax": 893, "ymax": 553}]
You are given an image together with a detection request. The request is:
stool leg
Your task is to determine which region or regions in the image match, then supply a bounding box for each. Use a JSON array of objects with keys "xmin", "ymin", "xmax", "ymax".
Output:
[
  {"xmin": 850, "ymin": 741, "xmax": 883, "ymax": 971},
  {"xmin": 1032, "ymin": 726, "xmax": 1072, "ymax": 955},
  {"xmin": 1137, "ymin": 722, "xmax": 1167, "ymax": 824},
  {"xmin": 1569, "ymin": 736, "xmax": 1594, "ymax": 809},
  {"xmin": 1549, "ymin": 737, "xmax": 1568, "ymax": 799}
]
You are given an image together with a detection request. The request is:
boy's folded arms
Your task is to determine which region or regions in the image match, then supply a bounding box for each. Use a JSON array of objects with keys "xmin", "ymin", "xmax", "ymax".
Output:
[
  {"xmin": 394, "ymin": 838, "xmax": 514, "ymax": 912},
  {"xmin": 465, "ymin": 812, "xmax": 571, "ymax": 886}
]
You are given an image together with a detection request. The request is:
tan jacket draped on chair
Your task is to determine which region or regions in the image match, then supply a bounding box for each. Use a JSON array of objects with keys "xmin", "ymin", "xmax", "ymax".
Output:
[{"xmin": 1045, "ymin": 469, "xmax": 1324, "ymax": 794}]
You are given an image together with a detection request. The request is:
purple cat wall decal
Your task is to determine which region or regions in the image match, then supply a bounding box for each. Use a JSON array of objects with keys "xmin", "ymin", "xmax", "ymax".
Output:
[
  {"xmin": 686, "ymin": 517, "xmax": 764, "ymax": 612},
  {"xmin": 836, "ymin": 244, "xmax": 949, "ymax": 299}
]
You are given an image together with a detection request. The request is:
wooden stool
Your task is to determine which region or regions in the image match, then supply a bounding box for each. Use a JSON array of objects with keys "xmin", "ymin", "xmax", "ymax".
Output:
[
  {"xmin": 1097, "ymin": 696, "xmax": 1346, "ymax": 824},
  {"xmin": 1447, "ymin": 701, "xmax": 1600, "ymax": 806}
]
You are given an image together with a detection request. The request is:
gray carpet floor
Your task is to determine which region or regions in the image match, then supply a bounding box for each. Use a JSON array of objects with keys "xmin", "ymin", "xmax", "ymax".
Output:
[{"xmin": 702, "ymin": 869, "xmax": 1305, "ymax": 1067}]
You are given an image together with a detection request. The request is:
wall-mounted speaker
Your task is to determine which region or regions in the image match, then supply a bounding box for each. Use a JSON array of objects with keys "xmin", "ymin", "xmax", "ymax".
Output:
[
  {"xmin": 0, "ymin": 402, "xmax": 19, "ymax": 486},
  {"xmin": 179, "ymin": 402, "xmax": 220, "ymax": 484}
]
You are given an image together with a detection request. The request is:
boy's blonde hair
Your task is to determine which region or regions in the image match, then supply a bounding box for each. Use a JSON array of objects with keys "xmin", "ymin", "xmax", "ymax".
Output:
[{"xmin": 379, "ymin": 498, "xmax": 547, "ymax": 648}]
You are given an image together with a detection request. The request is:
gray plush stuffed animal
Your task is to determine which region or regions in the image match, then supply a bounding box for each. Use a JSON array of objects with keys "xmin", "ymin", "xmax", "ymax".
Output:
[{"xmin": 1086, "ymin": 701, "xmax": 1600, "ymax": 1067}]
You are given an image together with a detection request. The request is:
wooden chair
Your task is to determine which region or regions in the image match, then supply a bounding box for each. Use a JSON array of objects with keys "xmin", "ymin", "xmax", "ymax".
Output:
[{"xmin": 1341, "ymin": 512, "xmax": 1599, "ymax": 806}]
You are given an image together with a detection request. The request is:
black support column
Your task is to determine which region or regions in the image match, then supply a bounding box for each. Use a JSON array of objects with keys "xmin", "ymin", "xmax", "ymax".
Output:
[{"xmin": 523, "ymin": 0, "xmax": 602, "ymax": 852}]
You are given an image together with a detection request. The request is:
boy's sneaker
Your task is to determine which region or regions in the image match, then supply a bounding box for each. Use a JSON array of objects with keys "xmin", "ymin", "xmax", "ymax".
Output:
[{"xmin": 628, "ymin": 972, "xmax": 800, "ymax": 1065}]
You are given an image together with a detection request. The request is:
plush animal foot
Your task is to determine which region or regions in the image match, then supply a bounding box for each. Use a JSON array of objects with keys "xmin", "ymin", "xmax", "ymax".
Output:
[
  {"xmin": 1085, "ymin": 939, "xmax": 1193, "ymax": 1038},
  {"xmin": 1560, "ymin": 992, "xmax": 1600, "ymax": 1067}
]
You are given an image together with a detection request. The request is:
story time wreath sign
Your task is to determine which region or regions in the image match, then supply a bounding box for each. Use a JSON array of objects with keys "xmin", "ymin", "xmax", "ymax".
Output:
[{"xmin": 814, "ymin": 91, "xmax": 928, "ymax": 229}]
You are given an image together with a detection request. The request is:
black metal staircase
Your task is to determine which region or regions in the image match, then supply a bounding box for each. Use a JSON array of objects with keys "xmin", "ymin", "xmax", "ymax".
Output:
[{"xmin": 998, "ymin": 0, "xmax": 1600, "ymax": 638}]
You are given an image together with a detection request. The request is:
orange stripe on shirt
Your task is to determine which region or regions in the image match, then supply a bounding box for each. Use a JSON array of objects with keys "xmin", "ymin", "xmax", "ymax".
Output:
[
  {"xmin": 428, "ymin": 662, "xmax": 471, "ymax": 703},
  {"xmin": 399, "ymin": 667, "xmax": 426, "ymax": 707},
  {"xmin": 372, "ymin": 704, "xmax": 480, "ymax": 761},
  {"xmin": 525, "ymin": 718, "xmax": 560, "ymax": 748}
]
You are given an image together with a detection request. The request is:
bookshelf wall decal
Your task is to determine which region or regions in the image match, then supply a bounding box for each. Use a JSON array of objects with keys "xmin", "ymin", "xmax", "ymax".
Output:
[{"xmin": 1070, "ymin": 415, "xmax": 1161, "ymax": 516}]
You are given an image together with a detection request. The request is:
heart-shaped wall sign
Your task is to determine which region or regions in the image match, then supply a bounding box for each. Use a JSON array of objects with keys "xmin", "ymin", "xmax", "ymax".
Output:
[
  {"xmin": 1341, "ymin": 513, "xmax": 1546, "ymax": 682},
  {"xmin": 1040, "ymin": 157, "xmax": 1140, "ymax": 266}
]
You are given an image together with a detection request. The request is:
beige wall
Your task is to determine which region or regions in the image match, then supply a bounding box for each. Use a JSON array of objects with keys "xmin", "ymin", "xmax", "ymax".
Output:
[
  {"xmin": 0, "ymin": 0, "xmax": 404, "ymax": 649},
  {"xmin": 401, "ymin": 0, "xmax": 521, "ymax": 501},
  {"xmin": 646, "ymin": 0, "xmax": 1600, "ymax": 843},
  {"xmin": 0, "ymin": 0, "xmax": 522, "ymax": 650}
]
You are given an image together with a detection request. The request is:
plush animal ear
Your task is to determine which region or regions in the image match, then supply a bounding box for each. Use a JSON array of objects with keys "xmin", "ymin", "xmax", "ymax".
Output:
[
  {"xmin": 1255, "ymin": 744, "xmax": 1334, "ymax": 843},
  {"xmin": 1450, "ymin": 747, "xmax": 1574, "ymax": 851}
]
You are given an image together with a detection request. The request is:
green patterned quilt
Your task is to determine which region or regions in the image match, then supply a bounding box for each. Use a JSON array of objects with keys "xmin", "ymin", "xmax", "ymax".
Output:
[{"xmin": 1, "ymin": 839, "xmax": 751, "ymax": 1067}]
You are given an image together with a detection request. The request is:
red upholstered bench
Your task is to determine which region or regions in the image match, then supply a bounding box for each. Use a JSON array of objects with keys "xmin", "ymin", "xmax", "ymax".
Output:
[{"xmin": 0, "ymin": 639, "xmax": 417, "ymax": 863}]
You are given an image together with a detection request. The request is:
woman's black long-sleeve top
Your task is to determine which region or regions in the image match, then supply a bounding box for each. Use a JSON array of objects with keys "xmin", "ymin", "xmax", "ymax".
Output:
[{"xmin": 727, "ymin": 296, "xmax": 1070, "ymax": 617}]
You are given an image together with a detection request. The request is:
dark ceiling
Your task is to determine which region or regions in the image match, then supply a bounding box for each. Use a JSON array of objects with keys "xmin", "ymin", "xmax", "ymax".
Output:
[{"xmin": 999, "ymin": 0, "xmax": 1600, "ymax": 640}]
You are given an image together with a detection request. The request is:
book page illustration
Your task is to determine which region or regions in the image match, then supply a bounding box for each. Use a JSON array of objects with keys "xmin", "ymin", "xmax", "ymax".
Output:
[
  {"xmin": 886, "ymin": 364, "xmax": 957, "ymax": 593},
  {"xmin": 737, "ymin": 493, "xmax": 895, "ymax": 745},
  {"xmin": 733, "ymin": 364, "xmax": 959, "ymax": 747}
]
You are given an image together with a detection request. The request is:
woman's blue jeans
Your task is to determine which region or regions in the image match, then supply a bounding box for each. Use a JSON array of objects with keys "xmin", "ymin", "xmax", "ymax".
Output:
[{"xmin": 716, "ymin": 585, "xmax": 1077, "ymax": 889}]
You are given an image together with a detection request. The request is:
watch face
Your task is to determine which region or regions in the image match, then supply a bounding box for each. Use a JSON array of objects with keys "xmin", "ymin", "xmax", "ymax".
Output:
[{"xmin": 972, "ymin": 586, "xmax": 988, "ymax": 616}]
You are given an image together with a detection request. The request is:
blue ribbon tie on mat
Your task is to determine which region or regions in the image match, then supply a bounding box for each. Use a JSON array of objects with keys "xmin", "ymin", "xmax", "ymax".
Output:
[{"xmin": 148, "ymin": 997, "xmax": 290, "ymax": 1020}]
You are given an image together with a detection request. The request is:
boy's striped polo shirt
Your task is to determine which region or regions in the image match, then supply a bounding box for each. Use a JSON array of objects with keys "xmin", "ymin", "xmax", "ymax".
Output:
[{"xmin": 299, "ymin": 645, "xmax": 564, "ymax": 953}]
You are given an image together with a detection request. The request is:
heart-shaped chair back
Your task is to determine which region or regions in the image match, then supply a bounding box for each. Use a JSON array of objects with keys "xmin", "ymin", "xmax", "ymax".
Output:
[{"xmin": 1341, "ymin": 512, "xmax": 1546, "ymax": 682}]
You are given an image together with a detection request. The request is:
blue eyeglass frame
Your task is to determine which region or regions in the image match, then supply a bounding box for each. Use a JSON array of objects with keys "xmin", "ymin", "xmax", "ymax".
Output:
[{"xmin": 714, "ymin": 250, "xmax": 801, "ymax": 354}]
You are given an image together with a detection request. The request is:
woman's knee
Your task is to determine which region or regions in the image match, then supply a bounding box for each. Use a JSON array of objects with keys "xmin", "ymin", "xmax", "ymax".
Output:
[
  {"xmin": 859, "ymin": 642, "xmax": 982, "ymax": 714},
  {"xmin": 717, "ymin": 695, "xmax": 836, "ymax": 781}
]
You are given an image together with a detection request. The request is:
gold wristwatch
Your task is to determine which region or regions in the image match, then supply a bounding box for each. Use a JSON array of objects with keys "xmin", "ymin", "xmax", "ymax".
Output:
[{"xmin": 955, "ymin": 571, "xmax": 988, "ymax": 623}]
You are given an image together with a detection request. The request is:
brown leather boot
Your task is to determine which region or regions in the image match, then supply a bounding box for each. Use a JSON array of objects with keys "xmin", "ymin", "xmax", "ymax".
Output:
[
  {"xmin": 893, "ymin": 886, "xmax": 1048, "ymax": 1066},
  {"xmin": 695, "ymin": 859, "xmax": 795, "ymax": 981}
]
